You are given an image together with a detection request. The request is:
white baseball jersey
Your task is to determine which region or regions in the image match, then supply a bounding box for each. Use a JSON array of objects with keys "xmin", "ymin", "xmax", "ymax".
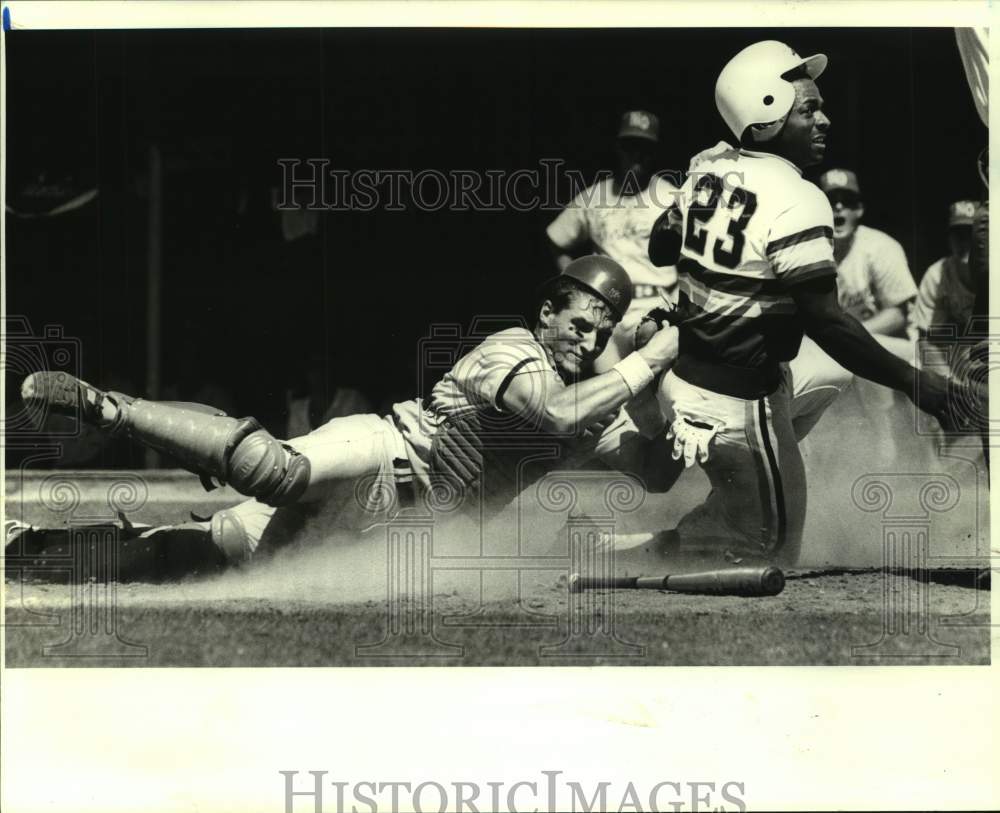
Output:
[
  {"xmin": 833, "ymin": 224, "xmax": 917, "ymax": 323},
  {"xmin": 547, "ymin": 175, "xmax": 679, "ymax": 289},
  {"xmin": 656, "ymin": 147, "xmax": 840, "ymax": 561},
  {"xmin": 392, "ymin": 327, "xmax": 596, "ymax": 489},
  {"xmin": 670, "ymin": 147, "xmax": 837, "ymax": 386},
  {"xmin": 912, "ymin": 256, "xmax": 977, "ymax": 337}
]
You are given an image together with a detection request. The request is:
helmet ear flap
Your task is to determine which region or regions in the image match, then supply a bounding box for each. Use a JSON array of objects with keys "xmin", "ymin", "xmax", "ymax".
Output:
[
  {"xmin": 745, "ymin": 113, "xmax": 789, "ymax": 145},
  {"xmin": 715, "ymin": 41, "xmax": 821, "ymax": 140}
]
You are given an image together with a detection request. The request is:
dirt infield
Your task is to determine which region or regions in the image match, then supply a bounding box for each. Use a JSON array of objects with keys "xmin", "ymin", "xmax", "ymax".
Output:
[
  {"xmin": 3, "ymin": 459, "xmax": 992, "ymax": 667},
  {"xmin": 4, "ymin": 564, "xmax": 990, "ymax": 666}
]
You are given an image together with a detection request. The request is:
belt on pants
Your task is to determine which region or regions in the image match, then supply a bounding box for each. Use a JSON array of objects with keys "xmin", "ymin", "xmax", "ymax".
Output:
[{"xmin": 392, "ymin": 456, "xmax": 417, "ymax": 509}]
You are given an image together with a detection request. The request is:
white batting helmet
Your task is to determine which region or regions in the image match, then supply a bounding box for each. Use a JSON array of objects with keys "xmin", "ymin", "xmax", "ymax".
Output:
[{"xmin": 715, "ymin": 41, "xmax": 827, "ymax": 142}]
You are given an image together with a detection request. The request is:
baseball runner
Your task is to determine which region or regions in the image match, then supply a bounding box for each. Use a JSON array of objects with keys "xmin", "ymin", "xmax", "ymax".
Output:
[
  {"xmin": 21, "ymin": 257, "xmax": 680, "ymax": 564},
  {"xmin": 546, "ymin": 110, "xmax": 680, "ymax": 372},
  {"xmin": 643, "ymin": 40, "xmax": 965, "ymax": 565}
]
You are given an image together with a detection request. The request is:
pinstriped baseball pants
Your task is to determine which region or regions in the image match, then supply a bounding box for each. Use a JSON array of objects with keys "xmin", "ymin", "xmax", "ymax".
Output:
[{"xmin": 656, "ymin": 367, "xmax": 807, "ymax": 564}]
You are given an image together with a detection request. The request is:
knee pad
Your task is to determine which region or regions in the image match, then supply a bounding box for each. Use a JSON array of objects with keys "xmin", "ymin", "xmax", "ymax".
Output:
[
  {"xmin": 227, "ymin": 426, "xmax": 312, "ymax": 507},
  {"xmin": 211, "ymin": 509, "xmax": 256, "ymax": 564},
  {"xmin": 116, "ymin": 399, "xmax": 311, "ymax": 505}
]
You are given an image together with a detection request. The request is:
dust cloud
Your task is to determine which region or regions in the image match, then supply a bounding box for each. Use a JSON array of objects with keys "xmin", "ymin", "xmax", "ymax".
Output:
[{"xmin": 118, "ymin": 389, "xmax": 988, "ymax": 606}]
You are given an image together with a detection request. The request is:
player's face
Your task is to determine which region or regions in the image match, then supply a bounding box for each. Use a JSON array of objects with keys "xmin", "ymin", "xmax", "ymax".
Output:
[
  {"xmin": 540, "ymin": 291, "xmax": 617, "ymax": 379},
  {"xmin": 948, "ymin": 225, "xmax": 972, "ymax": 263},
  {"xmin": 827, "ymin": 190, "xmax": 864, "ymax": 240},
  {"xmin": 615, "ymin": 138, "xmax": 656, "ymax": 191},
  {"xmin": 773, "ymin": 78, "xmax": 830, "ymax": 169}
]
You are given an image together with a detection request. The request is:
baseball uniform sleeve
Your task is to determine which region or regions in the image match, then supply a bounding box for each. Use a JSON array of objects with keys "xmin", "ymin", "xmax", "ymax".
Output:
[
  {"xmin": 912, "ymin": 260, "xmax": 945, "ymax": 334},
  {"xmin": 869, "ymin": 232, "xmax": 918, "ymax": 309},
  {"xmin": 449, "ymin": 329, "xmax": 558, "ymax": 411},
  {"xmin": 546, "ymin": 184, "xmax": 595, "ymax": 250},
  {"xmin": 765, "ymin": 187, "xmax": 837, "ymax": 288}
]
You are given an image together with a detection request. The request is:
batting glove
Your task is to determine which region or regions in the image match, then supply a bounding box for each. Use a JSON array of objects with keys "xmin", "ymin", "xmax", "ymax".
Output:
[{"xmin": 667, "ymin": 416, "xmax": 723, "ymax": 468}]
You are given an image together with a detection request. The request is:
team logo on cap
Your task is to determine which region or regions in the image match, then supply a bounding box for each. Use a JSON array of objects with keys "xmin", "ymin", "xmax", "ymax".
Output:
[
  {"xmin": 953, "ymin": 200, "xmax": 977, "ymax": 219},
  {"xmin": 628, "ymin": 112, "xmax": 652, "ymax": 131},
  {"xmin": 825, "ymin": 169, "xmax": 850, "ymax": 188}
]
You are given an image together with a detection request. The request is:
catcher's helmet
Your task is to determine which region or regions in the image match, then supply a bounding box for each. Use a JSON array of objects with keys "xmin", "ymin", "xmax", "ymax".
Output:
[
  {"xmin": 715, "ymin": 40, "xmax": 827, "ymax": 142},
  {"xmin": 562, "ymin": 255, "xmax": 632, "ymax": 319}
]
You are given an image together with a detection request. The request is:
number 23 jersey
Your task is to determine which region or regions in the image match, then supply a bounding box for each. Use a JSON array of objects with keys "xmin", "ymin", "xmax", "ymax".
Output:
[{"xmin": 672, "ymin": 147, "xmax": 837, "ymax": 376}]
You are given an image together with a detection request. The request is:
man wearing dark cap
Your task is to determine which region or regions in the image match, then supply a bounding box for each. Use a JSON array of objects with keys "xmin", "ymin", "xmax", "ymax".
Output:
[
  {"xmin": 913, "ymin": 200, "xmax": 980, "ymax": 378},
  {"xmin": 818, "ymin": 168, "xmax": 918, "ymax": 339},
  {"xmin": 546, "ymin": 110, "xmax": 681, "ymax": 372}
]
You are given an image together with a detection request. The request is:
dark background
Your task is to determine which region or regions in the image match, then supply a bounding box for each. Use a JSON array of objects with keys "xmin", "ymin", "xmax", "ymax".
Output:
[{"xmin": 5, "ymin": 28, "xmax": 986, "ymax": 462}]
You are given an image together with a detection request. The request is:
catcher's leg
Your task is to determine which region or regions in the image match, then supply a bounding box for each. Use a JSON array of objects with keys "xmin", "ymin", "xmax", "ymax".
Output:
[
  {"xmin": 210, "ymin": 414, "xmax": 412, "ymax": 560},
  {"xmin": 108, "ymin": 503, "xmax": 307, "ymax": 568},
  {"xmin": 209, "ymin": 499, "xmax": 309, "ymax": 563},
  {"xmin": 156, "ymin": 473, "xmax": 386, "ymax": 568},
  {"xmin": 22, "ymin": 371, "xmax": 309, "ymax": 507},
  {"xmin": 284, "ymin": 413, "xmax": 407, "ymax": 506}
]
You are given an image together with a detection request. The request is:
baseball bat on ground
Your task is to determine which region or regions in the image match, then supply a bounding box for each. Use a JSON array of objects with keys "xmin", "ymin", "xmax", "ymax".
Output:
[{"xmin": 568, "ymin": 566, "xmax": 785, "ymax": 597}]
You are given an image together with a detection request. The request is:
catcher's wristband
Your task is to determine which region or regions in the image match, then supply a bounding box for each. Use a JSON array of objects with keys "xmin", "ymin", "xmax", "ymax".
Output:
[{"xmin": 613, "ymin": 352, "xmax": 655, "ymax": 396}]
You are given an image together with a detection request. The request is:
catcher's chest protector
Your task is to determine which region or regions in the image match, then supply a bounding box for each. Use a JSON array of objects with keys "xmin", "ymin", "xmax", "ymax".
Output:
[{"xmin": 429, "ymin": 411, "xmax": 570, "ymax": 515}]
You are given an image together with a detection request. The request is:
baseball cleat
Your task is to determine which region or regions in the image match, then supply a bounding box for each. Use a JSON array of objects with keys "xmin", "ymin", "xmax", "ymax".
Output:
[{"xmin": 20, "ymin": 371, "xmax": 117, "ymax": 426}]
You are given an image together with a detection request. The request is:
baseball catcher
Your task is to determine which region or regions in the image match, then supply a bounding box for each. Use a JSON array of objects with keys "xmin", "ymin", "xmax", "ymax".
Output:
[{"xmin": 21, "ymin": 257, "xmax": 680, "ymax": 565}]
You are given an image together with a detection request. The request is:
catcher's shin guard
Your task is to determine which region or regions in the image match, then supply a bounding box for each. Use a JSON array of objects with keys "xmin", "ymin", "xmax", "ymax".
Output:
[
  {"xmin": 21, "ymin": 371, "xmax": 311, "ymax": 506},
  {"xmin": 117, "ymin": 400, "xmax": 311, "ymax": 507}
]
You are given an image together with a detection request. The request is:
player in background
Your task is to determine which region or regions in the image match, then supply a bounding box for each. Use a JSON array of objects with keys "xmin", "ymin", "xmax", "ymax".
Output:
[
  {"xmin": 913, "ymin": 200, "xmax": 980, "ymax": 376},
  {"xmin": 812, "ymin": 167, "xmax": 920, "ymax": 459},
  {"xmin": 818, "ymin": 168, "xmax": 917, "ymax": 341},
  {"xmin": 22, "ymin": 258, "xmax": 680, "ymax": 564},
  {"xmin": 546, "ymin": 110, "xmax": 680, "ymax": 372},
  {"xmin": 912, "ymin": 200, "xmax": 986, "ymax": 464},
  {"xmin": 645, "ymin": 40, "xmax": 966, "ymax": 565}
]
